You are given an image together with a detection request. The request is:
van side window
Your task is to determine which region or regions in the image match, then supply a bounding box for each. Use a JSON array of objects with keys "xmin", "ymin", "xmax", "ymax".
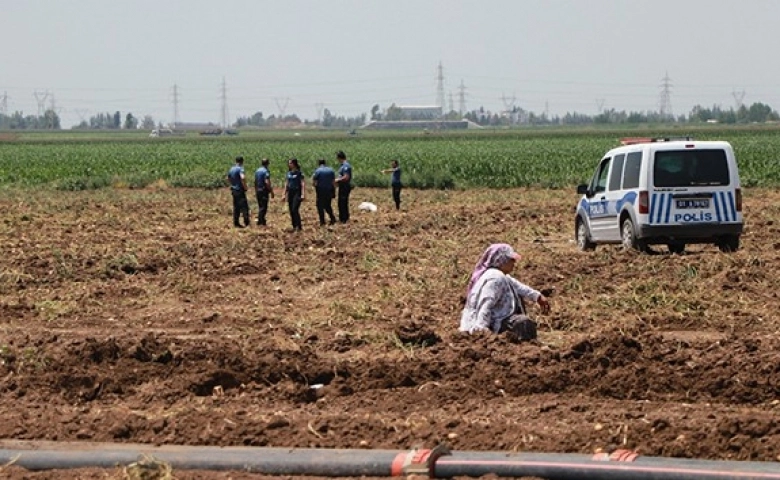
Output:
[
  {"xmin": 622, "ymin": 151, "xmax": 642, "ymax": 189},
  {"xmin": 591, "ymin": 158, "xmax": 611, "ymax": 194},
  {"xmin": 608, "ymin": 154, "xmax": 625, "ymax": 191}
]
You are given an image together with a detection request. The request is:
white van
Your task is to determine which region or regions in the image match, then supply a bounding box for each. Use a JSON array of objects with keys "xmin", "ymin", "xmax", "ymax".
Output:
[
  {"xmin": 149, "ymin": 128, "xmax": 174, "ymax": 138},
  {"xmin": 574, "ymin": 137, "xmax": 743, "ymax": 253}
]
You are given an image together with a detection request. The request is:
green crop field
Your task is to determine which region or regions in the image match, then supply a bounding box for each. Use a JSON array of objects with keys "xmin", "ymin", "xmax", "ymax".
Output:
[{"xmin": 1, "ymin": 126, "xmax": 779, "ymax": 191}]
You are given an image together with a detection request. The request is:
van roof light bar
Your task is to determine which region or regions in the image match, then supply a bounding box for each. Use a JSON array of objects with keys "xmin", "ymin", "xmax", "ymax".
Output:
[{"xmin": 620, "ymin": 136, "xmax": 694, "ymax": 145}]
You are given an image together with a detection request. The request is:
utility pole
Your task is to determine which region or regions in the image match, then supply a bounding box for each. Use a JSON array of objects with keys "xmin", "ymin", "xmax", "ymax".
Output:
[
  {"xmin": 458, "ymin": 80, "xmax": 467, "ymax": 115},
  {"xmin": 49, "ymin": 94, "xmax": 60, "ymax": 115},
  {"xmin": 732, "ymin": 89, "xmax": 746, "ymax": 110},
  {"xmin": 172, "ymin": 84, "xmax": 180, "ymax": 128},
  {"xmin": 435, "ymin": 61, "xmax": 445, "ymax": 118},
  {"xmin": 501, "ymin": 93, "xmax": 516, "ymax": 112},
  {"xmin": 275, "ymin": 97, "xmax": 290, "ymax": 118},
  {"xmin": 315, "ymin": 103, "xmax": 324, "ymax": 123},
  {"xmin": 74, "ymin": 109, "xmax": 90, "ymax": 125},
  {"xmin": 33, "ymin": 90, "xmax": 49, "ymax": 117},
  {"xmin": 0, "ymin": 91, "xmax": 7, "ymax": 116},
  {"xmin": 448, "ymin": 92, "xmax": 454, "ymax": 114},
  {"xmin": 659, "ymin": 72, "xmax": 673, "ymax": 119},
  {"xmin": 220, "ymin": 77, "xmax": 229, "ymax": 128},
  {"xmin": 595, "ymin": 98, "xmax": 606, "ymax": 114}
]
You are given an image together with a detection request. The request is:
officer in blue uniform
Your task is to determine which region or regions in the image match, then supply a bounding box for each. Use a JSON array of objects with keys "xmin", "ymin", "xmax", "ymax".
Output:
[
  {"xmin": 284, "ymin": 158, "xmax": 305, "ymax": 231},
  {"xmin": 226, "ymin": 156, "xmax": 250, "ymax": 228},
  {"xmin": 382, "ymin": 159, "xmax": 402, "ymax": 210},
  {"xmin": 254, "ymin": 158, "xmax": 274, "ymax": 226},
  {"xmin": 312, "ymin": 158, "xmax": 337, "ymax": 226},
  {"xmin": 334, "ymin": 150, "xmax": 352, "ymax": 223}
]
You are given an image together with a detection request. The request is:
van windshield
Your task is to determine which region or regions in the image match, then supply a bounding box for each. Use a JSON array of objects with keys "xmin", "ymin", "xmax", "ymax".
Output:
[{"xmin": 653, "ymin": 149, "xmax": 730, "ymax": 187}]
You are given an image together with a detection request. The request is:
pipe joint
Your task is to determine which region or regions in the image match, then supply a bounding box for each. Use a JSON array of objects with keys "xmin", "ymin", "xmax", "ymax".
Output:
[{"xmin": 392, "ymin": 444, "xmax": 451, "ymax": 478}]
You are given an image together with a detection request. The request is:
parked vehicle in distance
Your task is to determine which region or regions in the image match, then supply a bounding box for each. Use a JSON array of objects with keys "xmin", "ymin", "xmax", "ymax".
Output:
[
  {"xmin": 574, "ymin": 137, "xmax": 743, "ymax": 254},
  {"xmin": 149, "ymin": 128, "xmax": 174, "ymax": 138}
]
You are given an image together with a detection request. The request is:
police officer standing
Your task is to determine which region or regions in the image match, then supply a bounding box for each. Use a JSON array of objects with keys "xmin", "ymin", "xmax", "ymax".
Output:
[
  {"xmin": 254, "ymin": 158, "xmax": 274, "ymax": 226},
  {"xmin": 283, "ymin": 158, "xmax": 305, "ymax": 232},
  {"xmin": 382, "ymin": 159, "xmax": 402, "ymax": 210},
  {"xmin": 334, "ymin": 150, "xmax": 352, "ymax": 223},
  {"xmin": 227, "ymin": 156, "xmax": 250, "ymax": 228},
  {"xmin": 312, "ymin": 158, "xmax": 337, "ymax": 226}
]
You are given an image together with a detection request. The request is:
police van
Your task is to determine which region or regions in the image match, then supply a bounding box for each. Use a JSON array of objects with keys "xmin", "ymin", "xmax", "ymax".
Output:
[{"xmin": 574, "ymin": 137, "xmax": 743, "ymax": 253}]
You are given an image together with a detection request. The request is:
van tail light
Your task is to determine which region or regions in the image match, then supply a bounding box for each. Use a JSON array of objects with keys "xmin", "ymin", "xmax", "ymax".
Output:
[
  {"xmin": 638, "ymin": 191, "xmax": 649, "ymax": 214},
  {"xmin": 735, "ymin": 188, "xmax": 742, "ymax": 212}
]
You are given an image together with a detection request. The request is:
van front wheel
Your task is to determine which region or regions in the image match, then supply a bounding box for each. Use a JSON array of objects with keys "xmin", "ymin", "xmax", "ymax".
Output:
[
  {"xmin": 621, "ymin": 218, "xmax": 648, "ymax": 253},
  {"xmin": 576, "ymin": 218, "xmax": 596, "ymax": 251}
]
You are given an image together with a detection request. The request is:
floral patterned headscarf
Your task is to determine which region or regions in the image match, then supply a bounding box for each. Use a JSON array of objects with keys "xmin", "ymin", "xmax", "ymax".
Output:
[{"xmin": 466, "ymin": 243, "xmax": 521, "ymax": 296}]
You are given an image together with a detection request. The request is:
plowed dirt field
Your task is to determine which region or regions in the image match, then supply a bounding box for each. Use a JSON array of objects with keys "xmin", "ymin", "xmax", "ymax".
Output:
[{"xmin": 1, "ymin": 186, "xmax": 779, "ymax": 479}]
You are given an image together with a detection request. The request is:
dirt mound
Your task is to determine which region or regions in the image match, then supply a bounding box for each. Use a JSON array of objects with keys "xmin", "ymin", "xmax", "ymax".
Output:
[{"xmin": 1, "ymin": 187, "xmax": 780, "ymax": 479}]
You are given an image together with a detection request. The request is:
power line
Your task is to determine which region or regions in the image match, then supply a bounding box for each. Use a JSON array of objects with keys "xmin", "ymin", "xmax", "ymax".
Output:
[
  {"xmin": 659, "ymin": 72, "xmax": 673, "ymax": 118},
  {"xmin": 220, "ymin": 77, "xmax": 229, "ymax": 128},
  {"xmin": 732, "ymin": 89, "xmax": 746, "ymax": 110},
  {"xmin": 172, "ymin": 84, "xmax": 180, "ymax": 127},
  {"xmin": 33, "ymin": 90, "xmax": 49, "ymax": 117},
  {"xmin": 274, "ymin": 97, "xmax": 290, "ymax": 118},
  {"xmin": 458, "ymin": 80, "xmax": 467, "ymax": 115},
  {"xmin": 49, "ymin": 93, "xmax": 61, "ymax": 116},
  {"xmin": 501, "ymin": 93, "xmax": 516, "ymax": 111},
  {"xmin": 435, "ymin": 62, "xmax": 445, "ymax": 117}
]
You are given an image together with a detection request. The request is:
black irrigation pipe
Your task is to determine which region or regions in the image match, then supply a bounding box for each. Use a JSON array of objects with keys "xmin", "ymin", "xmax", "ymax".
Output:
[{"xmin": 1, "ymin": 441, "xmax": 779, "ymax": 479}]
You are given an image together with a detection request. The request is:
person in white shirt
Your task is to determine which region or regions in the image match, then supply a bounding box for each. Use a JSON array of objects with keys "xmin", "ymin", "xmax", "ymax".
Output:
[{"xmin": 459, "ymin": 243, "xmax": 550, "ymax": 337}]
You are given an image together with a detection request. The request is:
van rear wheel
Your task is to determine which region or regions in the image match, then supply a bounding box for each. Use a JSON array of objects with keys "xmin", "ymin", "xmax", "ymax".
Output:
[
  {"xmin": 621, "ymin": 218, "xmax": 649, "ymax": 253},
  {"xmin": 717, "ymin": 235, "xmax": 740, "ymax": 252},
  {"xmin": 668, "ymin": 243, "xmax": 686, "ymax": 254}
]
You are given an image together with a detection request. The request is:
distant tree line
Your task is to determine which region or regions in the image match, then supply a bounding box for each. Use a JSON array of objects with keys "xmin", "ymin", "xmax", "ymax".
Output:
[
  {"xmin": 458, "ymin": 102, "xmax": 779, "ymax": 127},
  {"xmin": 234, "ymin": 109, "xmax": 366, "ymax": 128},
  {"xmin": 0, "ymin": 110, "xmax": 61, "ymax": 129},
  {"xmin": 71, "ymin": 111, "xmax": 156, "ymax": 130},
  {"xmin": 2, "ymin": 101, "xmax": 777, "ymax": 131}
]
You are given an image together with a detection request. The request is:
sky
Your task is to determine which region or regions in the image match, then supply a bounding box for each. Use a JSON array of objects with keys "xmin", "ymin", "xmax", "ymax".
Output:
[{"xmin": 2, "ymin": 0, "xmax": 780, "ymax": 128}]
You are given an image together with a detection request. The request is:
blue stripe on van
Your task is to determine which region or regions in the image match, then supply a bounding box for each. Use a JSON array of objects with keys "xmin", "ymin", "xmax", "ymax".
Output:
[
  {"xmin": 664, "ymin": 193, "xmax": 673, "ymax": 223},
  {"xmin": 655, "ymin": 193, "xmax": 664, "ymax": 224},
  {"xmin": 654, "ymin": 193, "xmax": 667, "ymax": 224},
  {"xmin": 649, "ymin": 193, "xmax": 658, "ymax": 224},
  {"xmin": 713, "ymin": 192, "xmax": 723, "ymax": 222},
  {"xmin": 726, "ymin": 191, "xmax": 737, "ymax": 220}
]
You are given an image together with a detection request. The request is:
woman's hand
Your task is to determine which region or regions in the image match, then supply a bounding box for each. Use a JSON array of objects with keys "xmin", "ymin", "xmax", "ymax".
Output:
[{"xmin": 537, "ymin": 294, "xmax": 551, "ymax": 314}]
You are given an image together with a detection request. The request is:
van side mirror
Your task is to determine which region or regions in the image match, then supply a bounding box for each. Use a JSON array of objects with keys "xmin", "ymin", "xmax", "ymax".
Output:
[{"xmin": 576, "ymin": 184, "xmax": 590, "ymax": 195}]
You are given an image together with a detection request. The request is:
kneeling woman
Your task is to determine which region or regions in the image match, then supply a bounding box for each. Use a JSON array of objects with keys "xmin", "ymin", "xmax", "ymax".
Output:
[{"xmin": 459, "ymin": 243, "xmax": 550, "ymax": 335}]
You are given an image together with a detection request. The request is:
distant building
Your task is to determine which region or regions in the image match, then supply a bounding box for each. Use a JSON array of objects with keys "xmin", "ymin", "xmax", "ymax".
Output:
[
  {"xmin": 170, "ymin": 122, "xmax": 220, "ymax": 132},
  {"xmin": 395, "ymin": 106, "xmax": 443, "ymax": 120},
  {"xmin": 362, "ymin": 120, "xmax": 481, "ymax": 130}
]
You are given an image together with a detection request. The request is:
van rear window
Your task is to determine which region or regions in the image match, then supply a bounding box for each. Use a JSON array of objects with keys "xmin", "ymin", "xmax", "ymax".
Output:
[{"xmin": 653, "ymin": 149, "xmax": 730, "ymax": 187}]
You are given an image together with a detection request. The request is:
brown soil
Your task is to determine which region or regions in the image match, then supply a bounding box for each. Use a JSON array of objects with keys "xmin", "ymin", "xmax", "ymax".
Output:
[{"xmin": 1, "ymin": 186, "xmax": 779, "ymax": 479}]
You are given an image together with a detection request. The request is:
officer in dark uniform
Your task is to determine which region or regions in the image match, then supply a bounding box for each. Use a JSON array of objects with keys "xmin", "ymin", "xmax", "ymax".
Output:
[
  {"xmin": 227, "ymin": 156, "xmax": 250, "ymax": 228},
  {"xmin": 334, "ymin": 150, "xmax": 352, "ymax": 223},
  {"xmin": 312, "ymin": 158, "xmax": 337, "ymax": 225},
  {"xmin": 284, "ymin": 158, "xmax": 305, "ymax": 231},
  {"xmin": 254, "ymin": 158, "xmax": 274, "ymax": 226},
  {"xmin": 382, "ymin": 159, "xmax": 402, "ymax": 210}
]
